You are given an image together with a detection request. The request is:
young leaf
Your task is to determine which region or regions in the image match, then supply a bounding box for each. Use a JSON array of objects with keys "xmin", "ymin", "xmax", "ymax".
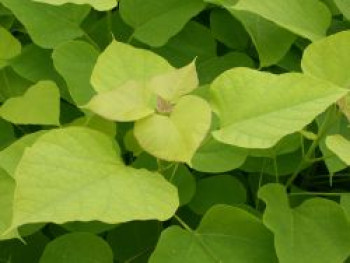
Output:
[
  {"xmin": 39, "ymin": 233, "xmax": 113, "ymax": 263},
  {"xmin": 85, "ymin": 80, "xmax": 156, "ymax": 122},
  {"xmin": 150, "ymin": 205, "xmax": 278, "ymax": 263},
  {"xmin": 10, "ymin": 127, "xmax": 179, "ymax": 229},
  {"xmin": 326, "ymin": 135, "xmax": 350, "ymax": 165},
  {"xmin": 0, "ymin": 0, "xmax": 90, "ymax": 48},
  {"xmin": 259, "ymin": 184, "xmax": 350, "ymax": 263},
  {"xmin": 0, "ymin": 81, "xmax": 60, "ymax": 126},
  {"xmin": 52, "ymin": 40, "xmax": 99, "ymax": 105},
  {"xmin": 150, "ymin": 61, "xmax": 198, "ymax": 103},
  {"xmin": 134, "ymin": 96, "xmax": 211, "ymax": 164},
  {"xmin": 91, "ymin": 41, "xmax": 173, "ymax": 93},
  {"xmin": 33, "ymin": 0, "xmax": 117, "ymax": 11},
  {"xmin": 211, "ymin": 68, "xmax": 348, "ymax": 149},
  {"xmin": 119, "ymin": 0, "xmax": 205, "ymax": 46}
]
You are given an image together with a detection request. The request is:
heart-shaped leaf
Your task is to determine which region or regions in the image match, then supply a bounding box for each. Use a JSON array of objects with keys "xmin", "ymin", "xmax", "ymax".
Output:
[
  {"xmin": 0, "ymin": 81, "xmax": 60, "ymax": 126},
  {"xmin": 259, "ymin": 184, "xmax": 350, "ymax": 263},
  {"xmin": 85, "ymin": 80, "xmax": 156, "ymax": 122},
  {"xmin": 134, "ymin": 95, "xmax": 211, "ymax": 164},
  {"xmin": 9, "ymin": 127, "xmax": 178, "ymax": 230},
  {"xmin": 211, "ymin": 68, "xmax": 348, "ymax": 149},
  {"xmin": 302, "ymin": 30, "xmax": 350, "ymax": 89},
  {"xmin": 150, "ymin": 205, "xmax": 278, "ymax": 263},
  {"xmin": 40, "ymin": 233, "xmax": 114, "ymax": 263},
  {"xmin": 150, "ymin": 61, "xmax": 198, "ymax": 102},
  {"xmin": 91, "ymin": 41, "xmax": 173, "ymax": 93},
  {"xmin": 0, "ymin": 0, "xmax": 90, "ymax": 48}
]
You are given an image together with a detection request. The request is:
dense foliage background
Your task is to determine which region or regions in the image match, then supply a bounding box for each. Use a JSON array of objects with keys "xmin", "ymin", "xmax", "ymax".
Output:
[{"xmin": 0, "ymin": 0, "xmax": 350, "ymax": 262}]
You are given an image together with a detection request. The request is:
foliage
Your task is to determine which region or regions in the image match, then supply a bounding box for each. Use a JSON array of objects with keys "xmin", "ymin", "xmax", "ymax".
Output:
[{"xmin": 0, "ymin": 0, "xmax": 350, "ymax": 262}]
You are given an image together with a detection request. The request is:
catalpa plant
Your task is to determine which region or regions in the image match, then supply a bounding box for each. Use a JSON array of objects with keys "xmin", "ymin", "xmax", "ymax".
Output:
[{"xmin": 0, "ymin": 0, "xmax": 350, "ymax": 262}]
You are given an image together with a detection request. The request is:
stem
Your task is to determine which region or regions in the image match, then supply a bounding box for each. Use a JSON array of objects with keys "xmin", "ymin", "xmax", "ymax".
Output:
[
  {"xmin": 286, "ymin": 108, "xmax": 334, "ymax": 188},
  {"xmin": 174, "ymin": 215, "xmax": 193, "ymax": 233},
  {"xmin": 169, "ymin": 163, "xmax": 179, "ymax": 183},
  {"xmin": 83, "ymin": 33, "xmax": 100, "ymax": 51}
]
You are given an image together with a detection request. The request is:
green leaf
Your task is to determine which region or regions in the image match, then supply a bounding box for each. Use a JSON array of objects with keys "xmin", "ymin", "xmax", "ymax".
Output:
[
  {"xmin": 210, "ymin": 9, "xmax": 250, "ymax": 51},
  {"xmin": 192, "ymin": 136, "xmax": 248, "ymax": 173},
  {"xmin": 91, "ymin": 41, "xmax": 172, "ymax": 93},
  {"xmin": 211, "ymin": 68, "xmax": 348, "ymax": 149},
  {"xmin": 134, "ymin": 96, "xmax": 211, "ymax": 164},
  {"xmin": 326, "ymin": 135, "xmax": 350, "ymax": 165},
  {"xmin": 86, "ymin": 80, "xmax": 156, "ymax": 122},
  {"xmin": 153, "ymin": 21, "xmax": 217, "ymax": 67},
  {"xmin": 208, "ymin": 1, "xmax": 296, "ymax": 67},
  {"xmin": 259, "ymin": 184, "xmax": 350, "ymax": 263},
  {"xmin": 62, "ymin": 221, "xmax": 114, "ymax": 234},
  {"xmin": 302, "ymin": 30, "xmax": 350, "ymax": 88},
  {"xmin": 334, "ymin": 0, "xmax": 350, "ymax": 20},
  {"xmin": 53, "ymin": 40, "xmax": 99, "ymax": 105},
  {"xmin": 106, "ymin": 221, "xmax": 161, "ymax": 263},
  {"xmin": 163, "ymin": 165, "xmax": 196, "ymax": 206},
  {"xmin": 0, "ymin": 0, "xmax": 90, "ymax": 48},
  {"xmin": 39, "ymin": 233, "xmax": 113, "ymax": 263},
  {"xmin": 70, "ymin": 115, "xmax": 116, "ymax": 137},
  {"xmin": 189, "ymin": 175, "xmax": 246, "ymax": 214},
  {"xmin": 119, "ymin": 0, "xmax": 205, "ymax": 46},
  {"xmin": 10, "ymin": 44, "xmax": 64, "ymax": 85},
  {"xmin": 33, "ymin": 0, "xmax": 117, "ymax": 11},
  {"xmin": 197, "ymin": 52, "xmax": 254, "ymax": 85},
  {"xmin": 150, "ymin": 61, "xmax": 198, "ymax": 103},
  {"xmin": 0, "ymin": 26, "xmax": 21, "ymax": 68},
  {"xmin": 210, "ymin": 0, "xmax": 331, "ymax": 41},
  {"xmin": 150, "ymin": 205, "xmax": 278, "ymax": 263},
  {"xmin": 10, "ymin": 127, "xmax": 178, "ymax": 229},
  {"xmin": 0, "ymin": 81, "xmax": 60, "ymax": 126},
  {"xmin": 0, "ymin": 119, "xmax": 15, "ymax": 150},
  {"xmin": 0, "ymin": 67, "xmax": 32, "ymax": 103},
  {"xmin": 0, "ymin": 168, "xmax": 15, "ymax": 235}
]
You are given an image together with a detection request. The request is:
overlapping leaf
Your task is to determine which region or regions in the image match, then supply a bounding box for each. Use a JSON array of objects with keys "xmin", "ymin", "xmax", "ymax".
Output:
[
  {"xmin": 9, "ymin": 127, "xmax": 178, "ymax": 230},
  {"xmin": 211, "ymin": 68, "xmax": 348, "ymax": 148},
  {"xmin": 33, "ymin": 0, "xmax": 117, "ymax": 11},
  {"xmin": 150, "ymin": 205, "xmax": 278, "ymax": 263},
  {"xmin": 259, "ymin": 184, "xmax": 350, "ymax": 263},
  {"xmin": 119, "ymin": 0, "xmax": 205, "ymax": 46}
]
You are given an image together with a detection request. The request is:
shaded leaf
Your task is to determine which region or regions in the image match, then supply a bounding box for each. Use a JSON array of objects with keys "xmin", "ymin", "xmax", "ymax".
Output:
[
  {"xmin": 259, "ymin": 184, "xmax": 350, "ymax": 263},
  {"xmin": 40, "ymin": 233, "xmax": 113, "ymax": 263}
]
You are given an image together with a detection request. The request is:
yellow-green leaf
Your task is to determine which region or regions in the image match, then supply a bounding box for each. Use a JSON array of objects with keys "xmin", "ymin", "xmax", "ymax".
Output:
[
  {"xmin": 211, "ymin": 68, "xmax": 348, "ymax": 149},
  {"xmin": 0, "ymin": 81, "xmax": 60, "ymax": 126}
]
